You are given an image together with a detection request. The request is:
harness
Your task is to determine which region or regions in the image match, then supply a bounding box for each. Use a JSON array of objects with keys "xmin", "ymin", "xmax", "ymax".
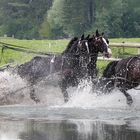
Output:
[
  {"xmin": 124, "ymin": 57, "xmax": 135, "ymax": 80},
  {"xmin": 114, "ymin": 56, "xmax": 140, "ymax": 89}
]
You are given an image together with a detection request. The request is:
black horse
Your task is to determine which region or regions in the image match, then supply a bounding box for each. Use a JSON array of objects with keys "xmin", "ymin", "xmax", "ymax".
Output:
[
  {"xmin": 17, "ymin": 30, "xmax": 112, "ymax": 103},
  {"xmin": 17, "ymin": 36, "xmax": 79, "ymax": 103},
  {"xmin": 60, "ymin": 30, "xmax": 112, "ymax": 101},
  {"xmin": 101, "ymin": 56, "xmax": 140, "ymax": 105}
]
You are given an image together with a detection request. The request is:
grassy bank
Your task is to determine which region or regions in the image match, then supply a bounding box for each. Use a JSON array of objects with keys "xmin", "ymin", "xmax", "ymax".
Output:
[
  {"xmin": 0, "ymin": 37, "xmax": 140, "ymax": 73},
  {"xmin": 0, "ymin": 38, "xmax": 68, "ymax": 65}
]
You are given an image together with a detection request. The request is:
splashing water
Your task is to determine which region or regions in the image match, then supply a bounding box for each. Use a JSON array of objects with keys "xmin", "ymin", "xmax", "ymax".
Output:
[
  {"xmin": 0, "ymin": 70, "xmax": 140, "ymax": 110},
  {"xmin": 0, "ymin": 69, "xmax": 140, "ymax": 140},
  {"xmin": 0, "ymin": 70, "xmax": 64, "ymax": 106},
  {"xmin": 0, "ymin": 70, "xmax": 34, "ymax": 105},
  {"xmin": 64, "ymin": 79, "xmax": 140, "ymax": 110}
]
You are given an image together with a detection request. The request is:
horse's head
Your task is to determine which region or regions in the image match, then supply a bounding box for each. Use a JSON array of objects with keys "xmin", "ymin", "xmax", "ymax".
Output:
[
  {"xmin": 77, "ymin": 34, "xmax": 91, "ymax": 56},
  {"xmin": 76, "ymin": 31, "xmax": 112, "ymax": 58},
  {"xmin": 90, "ymin": 30, "xmax": 112, "ymax": 58}
]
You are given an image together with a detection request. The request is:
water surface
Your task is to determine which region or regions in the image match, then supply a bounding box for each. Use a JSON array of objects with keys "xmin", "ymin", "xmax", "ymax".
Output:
[{"xmin": 0, "ymin": 70, "xmax": 140, "ymax": 140}]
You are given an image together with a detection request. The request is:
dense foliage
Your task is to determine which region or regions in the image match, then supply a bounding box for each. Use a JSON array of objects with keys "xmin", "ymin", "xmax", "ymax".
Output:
[
  {"xmin": 0, "ymin": 0, "xmax": 139, "ymax": 39},
  {"xmin": 0, "ymin": 0, "xmax": 52, "ymax": 39}
]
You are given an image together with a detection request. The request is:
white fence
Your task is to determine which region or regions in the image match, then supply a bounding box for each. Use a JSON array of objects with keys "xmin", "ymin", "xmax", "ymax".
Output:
[{"xmin": 110, "ymin": 42, "xmax": 140, "ymax": 48}]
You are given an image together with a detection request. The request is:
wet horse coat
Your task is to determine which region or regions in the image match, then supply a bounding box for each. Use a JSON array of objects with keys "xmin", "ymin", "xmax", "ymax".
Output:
[
  {"xmin": 102, "ymin": 56, "xmax": 140, "ymax": 105},
  {"xmin": 60, "ymin": 31, "xmax": 112, "ymax": 102},
  {"xmin": 17, "ymin": 37, "xmax": 79, "ymax": 102},
  {"xmin": 17, "ymin": 30, "xmax": 112, "ymax": 103}
]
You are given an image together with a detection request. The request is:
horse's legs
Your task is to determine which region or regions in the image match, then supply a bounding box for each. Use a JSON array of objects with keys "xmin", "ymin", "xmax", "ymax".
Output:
[
  {"xmin": 61, "ymin": 87, "xmax": 69, "ymax": 102},
  {"xmin": 29, "ymin": 83, "xmax": 40, "ymax": 103},
  {"xmin": 120, "ymin": 88, "xmax": 133, "ymax": 105},
  {"xmin": 59, "ymin": 79, "xmax": 69, "ymax": 102}
]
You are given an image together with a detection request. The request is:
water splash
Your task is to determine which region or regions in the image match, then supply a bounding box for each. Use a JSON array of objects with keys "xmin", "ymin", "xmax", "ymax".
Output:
[
  {"xmin": 63, "ymin": 80, "xmax": 140, "ymax": 110},
  {"xmin": 0, "ymin": 70, "xmax": 140, "ymax": 110},
  {"xmin": 0, "ymin": 70, "xmax": 33, "ymax": 105},
  {"xmin": 0, "ymin": 70, "xmax": 64, "ymax": 106}
]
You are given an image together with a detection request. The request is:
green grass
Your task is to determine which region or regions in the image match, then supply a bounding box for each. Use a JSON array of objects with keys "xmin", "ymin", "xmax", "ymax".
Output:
[
  {"xmin": 0, "ymin": 38, "xmax": 69, "ymax": 65},
  {"xmin": 96, "ymin": 38, "xmax": 140, "ymax": 73},
  {"xmin": 0, "ymin": 37, "xmax": 140, "ymax": 74},
  {"xmin": 109, "ymin": 38, "xmax": 140, "ymax": 59},
  {"xmin": 97, "ymin": 60, "xmax": 111, "ymax": 75},
  {"xmin": 0, "ymin": 38, "xmax": 68, "ymax": 52},
  {"xmin": 110, "ymin": 38, "xmax": 140, "ymax": 43}
]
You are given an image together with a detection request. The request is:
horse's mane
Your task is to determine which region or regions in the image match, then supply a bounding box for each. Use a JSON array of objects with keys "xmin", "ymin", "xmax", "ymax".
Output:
[
  {"xmin": 103, "ymin": 60, "xmax": 119, "ymax": 78},
  {"xmin": 62, "ymin": 37, "xmax": 78, "ymax": 54}
]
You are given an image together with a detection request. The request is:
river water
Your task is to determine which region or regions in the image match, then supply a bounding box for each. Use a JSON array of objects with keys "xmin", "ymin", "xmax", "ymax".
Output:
[{"xmin": 0, "ymin": 70, "xmax": 140, "ymax": 140}]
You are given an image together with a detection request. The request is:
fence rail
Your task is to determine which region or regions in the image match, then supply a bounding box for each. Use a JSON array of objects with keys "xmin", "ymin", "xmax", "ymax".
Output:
[
  {"xmin": 0, "ymin": 41, "xmax": 140, "ymax": 62},
  {"xmin": 110, "ymin": 42, "xmax": 140, "ymax": 48},
  {"xmin": 98, "ymin": 42, "xmax": 140, "ymax": 61}
]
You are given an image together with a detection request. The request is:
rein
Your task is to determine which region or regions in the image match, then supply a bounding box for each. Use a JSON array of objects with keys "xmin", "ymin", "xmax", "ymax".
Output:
[
  {"xmin": 102, "ymin": 76, "xmax": 140, "ymax": 90},
  {"xmin": 0, "ymin": 43, "xmax": 99, "ymax": 59},
  {"xmin": 124, "ymin": 57, "xmax": 135, "ymax": 80}
]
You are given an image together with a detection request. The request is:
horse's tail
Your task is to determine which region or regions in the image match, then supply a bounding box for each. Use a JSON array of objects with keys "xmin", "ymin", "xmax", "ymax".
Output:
[{"xmin": 103, "ymin": 60, "xmax": 119, "ymax": 78}]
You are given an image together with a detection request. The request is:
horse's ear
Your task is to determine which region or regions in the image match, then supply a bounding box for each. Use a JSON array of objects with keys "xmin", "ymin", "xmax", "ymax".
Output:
[
  {"xmin": 101, "ymin": 32, "xmax": 104, "ymax": 36},
  {"xmin": 96, "ymin": 29, "xmax": 100, "ymax": 37},
  {"xmin": 85, "ymin": 34, "xmax": 90, "ymax": 40},
  {"xmin": 81, "ymin": 34, "xmax": 85, "ymax": 40}
]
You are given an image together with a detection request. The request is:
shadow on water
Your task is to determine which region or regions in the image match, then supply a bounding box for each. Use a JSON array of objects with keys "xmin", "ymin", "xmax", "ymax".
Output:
[{"xmin": 0, "ymin": 119, "xmax": 140, "ymax": 140}]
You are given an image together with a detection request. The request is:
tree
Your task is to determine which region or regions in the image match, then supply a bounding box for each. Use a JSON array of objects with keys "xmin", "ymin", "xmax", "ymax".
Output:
[
  {"xmin": 0, "ymin": 0, "xmax": 139, "ymax": 39},
  {"xmin": 0, "ymin": 0, "xmax": 52, "ymax": 39},
  {"xmin": 121, "ymin": 0, "xmax": 140, "ymax": 37},
  {"xmin": 45, "ymin": 0, "xmax": 96, "ymax": 38},
  {"xmin": 39, "ymin": 15, "xmax": 53, "ymax": 39},
  {"xmin": 107, "ymin": 0, "xmax": 123, "ymax": 37}
]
